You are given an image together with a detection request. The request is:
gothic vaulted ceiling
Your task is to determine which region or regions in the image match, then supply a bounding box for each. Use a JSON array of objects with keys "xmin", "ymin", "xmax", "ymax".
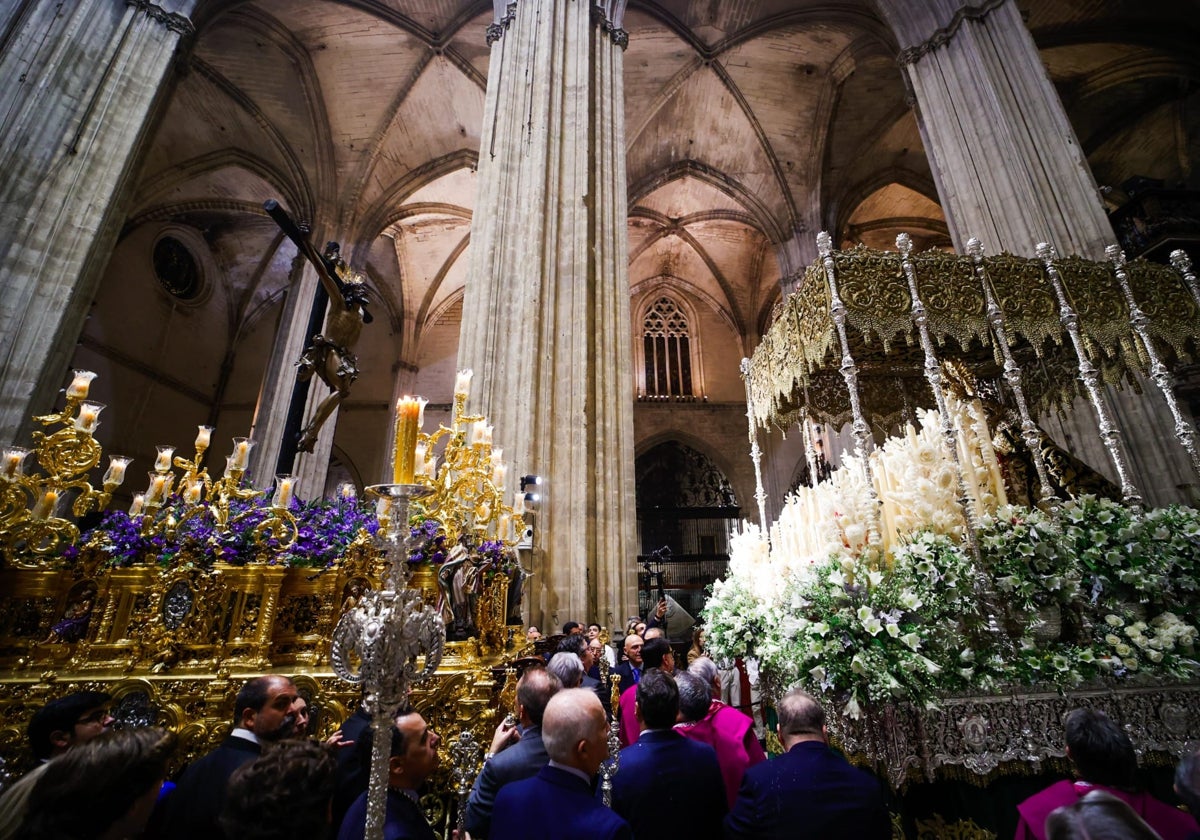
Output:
[{"xmin": 92, "ymin": 0, "xmax": 1198, "ymax": 474}]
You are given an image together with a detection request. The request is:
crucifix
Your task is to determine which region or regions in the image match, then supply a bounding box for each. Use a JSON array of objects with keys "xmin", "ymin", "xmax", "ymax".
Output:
[{"xmin": 264, "ymin": 199, "xmax": 374, "ymax": 453}]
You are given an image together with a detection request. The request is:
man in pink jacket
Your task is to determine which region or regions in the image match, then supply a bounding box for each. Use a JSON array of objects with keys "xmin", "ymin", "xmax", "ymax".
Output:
[{"xmin": 674, "ymin": 659, "xmax": 766, "ymax": 806}]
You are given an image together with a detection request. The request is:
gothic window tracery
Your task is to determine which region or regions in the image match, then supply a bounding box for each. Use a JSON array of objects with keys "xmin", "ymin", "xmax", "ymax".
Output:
[{"xmin": 642, "ymin": 296, "xmax": 694, "ymax": 398}]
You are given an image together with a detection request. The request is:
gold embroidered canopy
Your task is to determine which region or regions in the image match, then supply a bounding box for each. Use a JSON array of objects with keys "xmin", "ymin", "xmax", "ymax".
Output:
[{"xmin": 746, "ymin": 245, "xmax": 1199, "ymax": 432}]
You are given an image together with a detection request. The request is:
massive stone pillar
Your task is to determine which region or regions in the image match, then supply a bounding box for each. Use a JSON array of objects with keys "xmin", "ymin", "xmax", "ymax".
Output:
[
  {"xmin": 881, "ymin": 0, "xmax": 1193, "ymax": 504},
  {"xmin": 0, "ymin": 1, "xmax": 194, "ymax": 443},
  {"xmin": 248, "ymin": 258, "xmax": 323, "ymax": 488},
  {"xmin": 882, "ymin": 0, "xmax": 1112, "ymax": 259},
  {"xmin": 458, "ymin": 0, "xmax": 637, "ymax": 629}
]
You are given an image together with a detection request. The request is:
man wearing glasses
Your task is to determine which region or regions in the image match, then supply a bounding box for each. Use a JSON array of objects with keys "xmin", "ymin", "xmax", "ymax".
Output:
[{"xmin": 0, "ymin": 690, "xmax": 114, "ymax": 840}]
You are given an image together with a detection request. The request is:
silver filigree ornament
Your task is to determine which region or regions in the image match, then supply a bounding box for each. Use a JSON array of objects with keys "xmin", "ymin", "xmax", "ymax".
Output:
[{"xmin": 330, "ymin": 483, "xmax": 444, "ymax": 840}]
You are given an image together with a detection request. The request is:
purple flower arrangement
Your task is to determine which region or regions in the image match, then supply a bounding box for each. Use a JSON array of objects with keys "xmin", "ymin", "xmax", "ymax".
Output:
[
  {"xmin": 74, "ymin": 494, "xmax": 379, "ymax": 568},
  {"xmin": 408, "ymin": 518, "xmax": 447, "ymax": 565}
]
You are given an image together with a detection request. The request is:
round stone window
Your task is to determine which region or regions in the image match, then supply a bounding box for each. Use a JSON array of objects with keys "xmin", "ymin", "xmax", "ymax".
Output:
[{"xmin": 153, "ymin": 235, "xmax": 201, "ymax": 300}]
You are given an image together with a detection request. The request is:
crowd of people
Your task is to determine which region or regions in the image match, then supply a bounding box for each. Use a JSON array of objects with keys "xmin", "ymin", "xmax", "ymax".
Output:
[{"xmin": 0, "ymin": 623, "xmax": 1197, "ymax": 840}]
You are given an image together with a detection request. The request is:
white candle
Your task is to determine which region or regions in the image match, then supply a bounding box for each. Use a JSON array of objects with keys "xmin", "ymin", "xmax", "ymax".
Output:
[
  {"xmin": 231, "ymin": 438, "xmax": 252, "ymax": 470},
  {"xmin": 2, "ymin": 448, "xmax": 29, "ymax": 481},
  {"xmin": 482, "ymin": 424, "xmax": 493, "ymax": 445},
  {"xmin": 454, "ymin": 369, "xmax": 473, "ymax": 398},
  {"xmin": 273, "ymin": 475, "xmax": 296, "ymax": 509},
  {"xmin": 32, "ymin": 489, "xmax": 58, "ymax": 519},
  {"xmin": 498, "ymin": 514, "xmax": 511, "ymax": 542},
  {"xmin": 154, "ymin": 446, "xmax": 175, "ymax": 473},
  {"xmin": 150, "ymin": 475, "xmax": 168, "ymax": 503},
  {"xmin": 66, "ymin": 370, "xmax": 97, "ymax": 400},
  {"xmin": 415, "ymin": 443, "xmax": 427, "ymax": 473},
  {"xmin": 184, "ymin": 480, "xmax": 203, "ymax": 506},
  {"xmin": 338, "ymin": 482, "xmax": 356, "ymax": 500},
  {"xmin": 195, "ymin": 426, "xmax": 213, "ymax": 450},
  {"xmin": 102, "ymin": 456, "xmax": 130, "ymax": 487},
  {"xmin": 513, "ymin": 495, "xmax": 525, "ymax": 516},
  {"xmin": 470, "ymin": 421, "xmax": 485, "ymax": 446},
  {"xmin": 74, "ymin": 402, "xmax": 104, "ymax": 434},
  {"xmin": 491, "ymin": 447, "xmax": 504, "ymax": 466},
  {"xmin": 129, "ymin": 493, "xmax": 145, "ymax": 516},
  {"xmin": 492, "ymin": 462, "xmax": 508, "ymax": 490}
]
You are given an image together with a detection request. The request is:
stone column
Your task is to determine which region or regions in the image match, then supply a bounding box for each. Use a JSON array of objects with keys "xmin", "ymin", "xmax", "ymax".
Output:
[
  {"xmin": 883, "ymin": 0, "xmax": 1193, "ymax": 504},
  {"xmin": 882, "ymin": 0, "xmax": 1113, "ymax": 259},
  {"xmin": 0, "ymin": 0, "xmax": 195, "ymax": 443},
  {"xmin": 248, "ymin": 257, "xmax": 321, "ymax": 487},
  {"xmin": 459, "ymin": 0, "xmax": 637, "ymax": 627}
]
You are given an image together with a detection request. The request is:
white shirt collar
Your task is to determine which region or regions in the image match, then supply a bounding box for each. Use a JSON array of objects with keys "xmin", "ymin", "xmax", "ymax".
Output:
[{"xmin": 230, "ymin": 727, "xmax": 260, "ymax": 745}]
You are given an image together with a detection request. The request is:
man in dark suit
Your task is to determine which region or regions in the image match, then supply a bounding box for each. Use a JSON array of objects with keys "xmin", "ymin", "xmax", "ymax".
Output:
[
  {"xmin": 338, "ymin": 707, "xmax": 441, "ymax": 840},
  {"xmin": 464, "ymin": 667, "xmax": 561, "ymax": 838},
  {"xmin": 724, "ymin": 688, "xmax": 891, "ymax": 839},
  {"xmin": 610, "ymin": 669, "xmax": 726, "ymax": 839},
  {"xmin": 161, "ymin": 675, "xmax": 302, "ymax": 840},
  {"xmin": 611, "ymin": 634, "xmax": 643, "ymax": 689},
  {"xmin": 489, "ymin": 688, "xmax": 631, "ymax": 840},
  {"xmin": 618, "ymin": 637, "xmax": 671, "ymax": 746}
]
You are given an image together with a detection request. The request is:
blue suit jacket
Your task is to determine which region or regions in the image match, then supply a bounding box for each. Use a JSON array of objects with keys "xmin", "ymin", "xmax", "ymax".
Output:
[
  {"xmin": 338, "ymin": 788, "xmax": 436, "ymax": 840},
  {"xmin": 724, "ymin": 740, "xmax": 891, "ymax": 840},
  {"xmin": 610, "ymin": 728, "xmax": 726, "ymax": 839},
  {"xmin": 160, "ymin": 735, "xmax": 263, "ymax": 840},
  {"xmin": 491, "ymin": 765, "xmax": 631, "ymax": 840},
  {"xmin": 464, "ymin": 725, "xmax": 549, "ymax": 838}
]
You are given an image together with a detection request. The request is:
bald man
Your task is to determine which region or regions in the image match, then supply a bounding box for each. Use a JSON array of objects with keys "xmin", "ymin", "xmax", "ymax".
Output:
[{"xmin": 489, "ymin": 689, "xmax": 630, "ymax": 840}]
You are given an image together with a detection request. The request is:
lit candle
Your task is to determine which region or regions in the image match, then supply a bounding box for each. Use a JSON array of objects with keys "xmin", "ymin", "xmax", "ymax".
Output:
[
  {"xmin": 415, "ymin": 443, "xmax": 427, "ymax": 475},
  {"xmin": 32, "ymin": 489, "xmax": 58, "ymax": 519},
  {"xmin": 272, "ymin": 474, "xmax": 296, "ymax": 509},
  {"xmin": 513, "ymin": 494, "xmax": 525, "ymax": 516},
  {"xmin": 74, "ymin": 402, "xmax": 104, "ymax": 434},
  {"xmin": 223, "ymin": 456, "xmax": 237, "ymax": 479},
  {"xmin": 482, "ymin": 424, "xmax": 493, "ymax": 446},
  {"xmin": 454, "ymin": 369, "xmax": 473, "ymax": 399},
  {"xmin": 338, "ymin": 482, "xmax": 356, "ymax": 500},
  {"xmin": 102, "ymin": 456, "xmax": 130, "ymax": 487},
  {"xmin": 66, "ymin": 370, "xmax": 97, "ymax": 400},
  {"xmin": 184, "ymin": 479, "xmax": 203, "ymax": 506},
  {"xmin": 491, "ymin": 447, "xmax": 504, "ymax": 466},
  {"xmin": 154, "ymin": 445, "xmax": 175, "ymax": 473},
  {"xmin": 492, "ymin": 462, "xmax": 507, "ymax": 490},
  {"xmin": 423, "ymin": 455, "xmax": 438, "ymax": 479},
  {"xmin": 470, "ymin": 421, "xmax": 486, "ymax": 446},
  {"xmin": 392, "ymin": 397, "xmax": 424, "ymax": 484},
  {"xmin": 150, "ymin": 474, "xmax": 168, "ymax": 504},
  {"xmin": 498, "ymin": 514, "xmax": 511, "ymax": 542},
  {"xmin": 231, "ymin": 438, "xmax": 253, "ymax": 470},
  {"xmin": 195, "ymin": 426, "xmax": 213, "ymax": 450},
  {"xmin": 2, "ymin": 447, "xmax": 29, "ymax": 481},
  {"xmin": 129, "ymin": 493, "xmax": 145, "ymax": 516}
]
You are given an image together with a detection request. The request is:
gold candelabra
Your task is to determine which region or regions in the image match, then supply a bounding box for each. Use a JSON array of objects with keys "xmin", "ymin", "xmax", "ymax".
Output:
[
  {"xmin": 1, "ymin": 370, "xmax": 130, "ymax": 565},
  {"xmin": 411, "ymin": 377, "xmax": 526, "ymax": 552}
]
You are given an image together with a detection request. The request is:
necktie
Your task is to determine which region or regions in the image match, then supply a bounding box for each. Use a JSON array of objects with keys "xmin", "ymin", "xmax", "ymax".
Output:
[{"xmin": 632, "ymin": 667, "xmax": 640, "ymax": 684}]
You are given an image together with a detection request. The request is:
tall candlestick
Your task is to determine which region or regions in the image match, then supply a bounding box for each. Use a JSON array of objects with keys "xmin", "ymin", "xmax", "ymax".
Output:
[
  {"xmin": 154, "ymin": 446, "xmax": 175, "ymax": 473},
  {"xmin": 454, "ymin": 369, "xmax": 473, "ymax": 399},
  {"xmin": 66, "ymin": 370, "xmax": 97, "ymax": 400},
  {"xmin": 195, "ymin": 426, "xmax": 213, "ymax": 450},
  {"xmin": 392, "ymin": 397, "xmax": 424, "ymax": 484}
]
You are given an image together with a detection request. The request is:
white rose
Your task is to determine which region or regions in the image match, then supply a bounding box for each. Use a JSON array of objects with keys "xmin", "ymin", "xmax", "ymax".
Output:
[{"xmin": 1104, "ymin": 614, "xmax": 1123, "ymax": 627}]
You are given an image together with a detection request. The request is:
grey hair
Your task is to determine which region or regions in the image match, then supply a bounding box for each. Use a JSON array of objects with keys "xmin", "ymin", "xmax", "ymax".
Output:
[
  {"xmin": 547, "ymin": 652, "xmax": 584, "ymax": 688},
  {"xmin": 687, "ymin": 656, "xmax": 719, "ymax": 696},
  {"xmin": 675, "ymin": 671, "xmax": 712, "ymax": 723},
  {"xmin": 541, "ymin": 689, "xmax": 603, "ymax": 763}
]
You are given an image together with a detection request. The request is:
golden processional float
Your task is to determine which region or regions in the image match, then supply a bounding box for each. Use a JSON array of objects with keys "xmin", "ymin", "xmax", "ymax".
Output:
[
  {"xmin": 706, "ymin": 237, "xmax": 1200, "ymax": 834},
  {"xmin": 0, "ymin": 367, "xmax": 554, "ymax": 834}
]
